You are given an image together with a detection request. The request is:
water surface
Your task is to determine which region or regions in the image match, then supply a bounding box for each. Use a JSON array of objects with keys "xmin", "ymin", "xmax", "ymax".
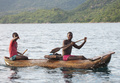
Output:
[{"xmin": 0, "ymin": 23, "xmax": 120, "ymax": 83}]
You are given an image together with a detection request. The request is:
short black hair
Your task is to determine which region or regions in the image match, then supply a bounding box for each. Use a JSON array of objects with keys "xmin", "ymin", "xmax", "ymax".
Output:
[
  {"xmin": 67, "ymin": 32, "xmax": 73, "ymax": 35},
  {"xmin": 12, "ymin": 32, "xmax": 18, "ymax": 38}
]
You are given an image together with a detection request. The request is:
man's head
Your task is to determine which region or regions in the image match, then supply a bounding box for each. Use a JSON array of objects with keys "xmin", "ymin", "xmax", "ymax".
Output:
[
  {"xmin": 12, "ymin": 32, "xmax": 19, "ymax": 38},
  {"xmin": 67, "ymin": 32, "xmax": 73, "ymax": 40}
]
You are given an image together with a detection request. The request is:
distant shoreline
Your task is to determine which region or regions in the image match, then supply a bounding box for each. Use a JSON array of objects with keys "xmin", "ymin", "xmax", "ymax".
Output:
[{"xmin": 0, "ymin": 22, "xmax": 120, "ymax": 24}]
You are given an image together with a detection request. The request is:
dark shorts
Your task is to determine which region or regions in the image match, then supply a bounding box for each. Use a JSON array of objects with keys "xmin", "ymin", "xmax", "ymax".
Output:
[{"xmin": 10, "ymin": 55, "xmax": 17, "ymax": 61}]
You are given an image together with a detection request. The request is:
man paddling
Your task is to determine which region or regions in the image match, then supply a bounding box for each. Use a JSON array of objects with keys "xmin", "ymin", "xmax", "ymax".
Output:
[
  {"xmin": 9, "ymin": 32, "xmax": 28, "ymax": 60},
  {"xmin": 62, "ymin": 32, "xmax": 87, "ymax": 61}
]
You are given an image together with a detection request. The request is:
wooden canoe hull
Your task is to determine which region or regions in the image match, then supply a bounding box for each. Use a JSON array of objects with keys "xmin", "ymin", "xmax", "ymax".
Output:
[{"xmin": 4, "ymin": 52, "xmax": 115, "ymax": 69}]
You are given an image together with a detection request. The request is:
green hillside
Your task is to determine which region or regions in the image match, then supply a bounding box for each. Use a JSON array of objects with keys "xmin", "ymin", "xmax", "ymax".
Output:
[
  {"xmin": 0, "ymin": 0, "xmax": 120, "ymax": 23},
  {"xmin": 0, "ymin": 8, "xmax": 69, "ymax": 23},
  {"xmin": 0, "ymin": 0, "xmax": 85, "ymax": 16},
  {"xmin": 68, "ymin": 0, "xmax": 120, "ymax": 22}
]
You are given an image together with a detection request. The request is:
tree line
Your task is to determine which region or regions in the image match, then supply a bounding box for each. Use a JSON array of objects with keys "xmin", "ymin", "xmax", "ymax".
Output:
[{"xmin": 0, "ymin": 0, "xmax": 120, "ymax": 23}]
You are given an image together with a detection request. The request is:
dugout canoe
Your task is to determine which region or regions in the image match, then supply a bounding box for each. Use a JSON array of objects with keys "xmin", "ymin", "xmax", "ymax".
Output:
[{"xmin": 4, "ymin": 52, "xmax": 115, "ymax": 69}]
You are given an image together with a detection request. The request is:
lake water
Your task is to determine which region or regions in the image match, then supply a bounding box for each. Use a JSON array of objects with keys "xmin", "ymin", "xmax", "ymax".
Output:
[{"xmin": 0, "ymin": 23, "xmax": 120, "ymax": 83}]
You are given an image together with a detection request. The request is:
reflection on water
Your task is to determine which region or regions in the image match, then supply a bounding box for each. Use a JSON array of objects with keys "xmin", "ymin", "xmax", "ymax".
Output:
[
  {"xmin": 0, "ymin": 23, "xmax": 120, "ymax": 83},
  {"xmin": 5, "ymin": 66, "xmax": 112, "ymax": 83},
  {"xmin": 93, "ymin": 67, "xmax": 110, "ymax": 73},
  {"xmin": 60, "ymin": 67, "xmax": 111, "ymax": 83},
  {"xmin": 61, "ymin": 68, "xmax": 73, "ymax": 83},
  {"xmin": 9, "ymin": 67, "xmax": 20, "ymax": 81}
]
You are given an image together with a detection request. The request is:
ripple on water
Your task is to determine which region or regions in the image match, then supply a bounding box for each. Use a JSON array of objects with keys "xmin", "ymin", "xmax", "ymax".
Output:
[{"xmin": 0, "ymin": 23, "xmax": 120, "ymax": 83}]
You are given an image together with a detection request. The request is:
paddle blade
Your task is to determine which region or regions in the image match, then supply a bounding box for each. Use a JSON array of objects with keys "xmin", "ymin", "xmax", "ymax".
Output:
[{"xmin": 50, "ymin": 47, "xmax": 61, "ymax": 53}]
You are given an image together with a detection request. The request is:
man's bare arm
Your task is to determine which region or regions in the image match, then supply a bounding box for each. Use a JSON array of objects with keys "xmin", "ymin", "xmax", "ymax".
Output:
[
  {"xmin": 12, "ymin": 36, "xmax": 19, "ymax": 42},
  {"xmin": 17, "ymin": 52, "xmax": 24, "ymax": 56},
  {"xmin": 73, "ymin": 37, "xmax": 87, "ymax": 49}
]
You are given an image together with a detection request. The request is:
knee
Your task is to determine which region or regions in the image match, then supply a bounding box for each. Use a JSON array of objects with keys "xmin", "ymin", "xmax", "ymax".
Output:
[
  {"xmin": 23, "ymin": 56, "xmax": 28, "ymax": 60},
  {"xmin": 25, "ymin": 56, "xmax": 28, "ymax": 60},
  {"xmin": 81, "ymin": 56, "xmax": 86, "ymax": 59}
]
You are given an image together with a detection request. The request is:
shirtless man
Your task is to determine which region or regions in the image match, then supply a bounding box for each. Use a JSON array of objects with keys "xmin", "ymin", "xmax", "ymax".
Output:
[
  {"xmin": 9, "ymin": 32, "xmax": 28, "ymax": 60},
  {"xmin": 62, "ymin": 32, "xmax": 87, "ymax": 61}
]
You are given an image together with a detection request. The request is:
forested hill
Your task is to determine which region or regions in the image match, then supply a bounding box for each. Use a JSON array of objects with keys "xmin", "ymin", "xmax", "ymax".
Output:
[
  {"xmin": 0, "ymin": 0, "xmax": 120, "ymax": 23},
  {"xmin": 68, "ymin": 0, "xmax": 120, "ymax": 22},
  {"xmin": 0, "ymin": 0, "xmax": 85, "ymax": 12},
  {"xmin": 74, "ymin": 0, "xmax": 116, "ymax": 11}
]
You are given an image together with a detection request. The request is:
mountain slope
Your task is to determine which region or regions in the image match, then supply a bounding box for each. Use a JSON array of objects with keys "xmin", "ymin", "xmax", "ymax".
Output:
[
  {"xmin": 0, "ymin": 0, "xmax": 120, "ymax": 23},
  {"xmin": 0, "ymin": 0, "xmax": 85, "ymax": 12},
  {"xmin": 0, "ymin": 8, "xmax": 69, "ymax": 23},
  {"xmin": 68, "ymin": 0, "xmax": 120, "ymax": 22}
]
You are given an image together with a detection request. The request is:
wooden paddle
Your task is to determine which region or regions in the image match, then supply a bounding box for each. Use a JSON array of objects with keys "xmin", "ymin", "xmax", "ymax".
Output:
[
  {"xmin": 22, "ymin": 49, "xmax": 28, "ymax": 55},
  {"xmin": 50, "ymin": 39, "xmax": 84, "ymax": 53}
]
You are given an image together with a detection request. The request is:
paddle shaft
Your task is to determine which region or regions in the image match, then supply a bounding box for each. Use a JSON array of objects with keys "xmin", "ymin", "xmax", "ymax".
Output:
[
  {"xmin": 50, "ymin": 38, "xmax": 84, "ymax": 53},
  {"xmin": 22, "ymin": 49, "xmax": 28, "ymax": 55},
  {"xmin": 61, "ymin": 38, "xmax": 84, "ymax": 49}
]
